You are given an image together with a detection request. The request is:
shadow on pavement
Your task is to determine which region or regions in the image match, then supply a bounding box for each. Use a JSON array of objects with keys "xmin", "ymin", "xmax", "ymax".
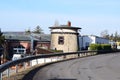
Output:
[
  {"xmin": 22, "ymin": 58, "xmax": 78, "ymax": 80},
  {"xmin": 49, "ymin": 79, "xmax": 77, "ymax": 80}
]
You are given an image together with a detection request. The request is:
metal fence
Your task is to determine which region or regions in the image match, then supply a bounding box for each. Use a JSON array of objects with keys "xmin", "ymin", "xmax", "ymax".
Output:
[{"xmin": 0, "ymin": 50, "xmax": 97, "ymax": 80}]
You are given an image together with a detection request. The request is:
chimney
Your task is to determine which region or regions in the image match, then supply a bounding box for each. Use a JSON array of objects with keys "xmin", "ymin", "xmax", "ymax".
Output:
[{"xmin": 68, "ymin": 21, "xmax": 71, "ymax": 27}]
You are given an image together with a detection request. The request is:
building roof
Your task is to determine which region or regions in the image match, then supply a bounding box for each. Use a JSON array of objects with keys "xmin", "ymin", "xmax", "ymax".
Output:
[
  {"xmin": 5, "ymin": 35, "xmax": 31, "ymax": 41},
  {"xmin": 50, "ymin": 21, "xmax": 81, "ymax": 30},
  {"xmin": 79, "ymin": 35, "xmax": 109, "ymax": 40},
  {"xmin": 49, "ymin": 25, "xmax": 81, "ymax": 30},
  {"xmin": 3, "ymin": 32, "xmax": 51, "ymax": 42},
  {"xmin": 31, "ymin": 34, "xmax": 51, "ymax": 42},
  {"xmin": 49, "ymin": 25, "xmax": 81, "ymax": 29}
]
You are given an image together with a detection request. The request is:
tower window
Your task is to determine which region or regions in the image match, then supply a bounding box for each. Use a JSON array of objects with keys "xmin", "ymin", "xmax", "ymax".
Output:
[{"xmin": 58, "ymin": 36, "xmax": 64, "ymax": 45}]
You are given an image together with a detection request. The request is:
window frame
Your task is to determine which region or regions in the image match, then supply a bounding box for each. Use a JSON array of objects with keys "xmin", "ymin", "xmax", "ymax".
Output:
[{"xmin": 58, "ymin": 36, "xmax": 64, "ymax": 45}]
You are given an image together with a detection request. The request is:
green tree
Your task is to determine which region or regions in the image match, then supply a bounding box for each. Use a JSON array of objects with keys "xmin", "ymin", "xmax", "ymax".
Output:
[
  {"xmin": 25, "ymin": 28, "xmax": 31, "ymax": 34},
  {"xmin": 0, "ymin": 29, "xmax": 5, "ymax": 64},
  {"xmin": 0, "ymin": 32, "xmax": 4, "ymax": 44},
  {"xmin": 109, "ymin": 34, "xmax": 114, "ymax": 41},
  {"xmin": 33, "ymin": 25, "xmax": 44, "ymax": 34}
]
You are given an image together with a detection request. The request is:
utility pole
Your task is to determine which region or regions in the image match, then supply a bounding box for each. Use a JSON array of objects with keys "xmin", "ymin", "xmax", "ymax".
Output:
[{"xmin": 30, "ymin": 33, "xmax": 34, "ymax": 54}]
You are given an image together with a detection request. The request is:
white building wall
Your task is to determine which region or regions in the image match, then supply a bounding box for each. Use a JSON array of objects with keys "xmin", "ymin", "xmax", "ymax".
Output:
[
  {"xmin": 79, "ymin": 36, "xmax": 93, "ymax": 50},
  {"xmin": 89, "ymin": 36, "xmax": 96, "ymax": 43},
  {"xmin": 79, "ymin": 35, "xmax": 109, "ymax": 50},
  {"xmin": 51, "ymin": 29, "xmax": 77, "ymax": 33},
  {"xmin": 96, "ymin": 37, "xmax": 109, "ymax": 44}
]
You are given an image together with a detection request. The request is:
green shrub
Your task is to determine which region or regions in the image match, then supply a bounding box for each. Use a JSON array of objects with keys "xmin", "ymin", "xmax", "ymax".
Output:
[
  {"xmin": 89, "ymin": 44, "xmax": 111, "ymax": 51},
  {"xmin": 101, "ymin": 44, "xmax": 111, "ymax": 50},
  {"xmin": 89, "ymin": 44, "xmax": 101, "ymax": 50}
]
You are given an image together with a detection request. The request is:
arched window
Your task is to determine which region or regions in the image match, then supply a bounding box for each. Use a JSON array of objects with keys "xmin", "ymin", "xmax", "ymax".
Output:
[{"xmin": 13, "ymin": 45, "xmax": 26, "ymax": 54}]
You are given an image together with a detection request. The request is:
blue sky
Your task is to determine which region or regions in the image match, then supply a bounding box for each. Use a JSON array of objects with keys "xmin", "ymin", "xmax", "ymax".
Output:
[{"xmin": 0, "ymin": 0, "xmax": 120, "ymax": 36}]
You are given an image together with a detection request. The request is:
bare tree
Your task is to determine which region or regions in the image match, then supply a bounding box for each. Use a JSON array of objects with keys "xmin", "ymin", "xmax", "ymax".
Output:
[
  {"xmin": 100, "ymin": 30, "xmax": 120, "ymax": 41},
  {"xmin": 100, "ymin": 30, "xmax": 109, "ymax": 39},
  {"xmin": 54, "ymin": 20, "xmax": 59, "ymax": 27}
]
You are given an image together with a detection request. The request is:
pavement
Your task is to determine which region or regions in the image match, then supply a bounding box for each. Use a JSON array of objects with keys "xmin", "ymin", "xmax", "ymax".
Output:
[{"xmin": 22, "ymin": 53, "xmax": 120, "ymax": 80}]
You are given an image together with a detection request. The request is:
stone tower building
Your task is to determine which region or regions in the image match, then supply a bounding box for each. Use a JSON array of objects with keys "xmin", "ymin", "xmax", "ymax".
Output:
[{"xmin": 49, "ymin": 21, "xmax": 81, "ymax": 52}]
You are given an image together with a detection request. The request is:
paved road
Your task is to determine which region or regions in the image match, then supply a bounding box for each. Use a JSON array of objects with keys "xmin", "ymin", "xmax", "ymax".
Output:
[{"xmin": 32, "ymin": 53, "xmax": 120, "ymax": 80}]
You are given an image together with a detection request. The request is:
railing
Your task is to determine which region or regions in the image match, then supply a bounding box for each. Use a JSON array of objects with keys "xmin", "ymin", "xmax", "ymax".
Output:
[{"xmin": 0, "ymin": 50, "xmax": 97, "ymax": 80}]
